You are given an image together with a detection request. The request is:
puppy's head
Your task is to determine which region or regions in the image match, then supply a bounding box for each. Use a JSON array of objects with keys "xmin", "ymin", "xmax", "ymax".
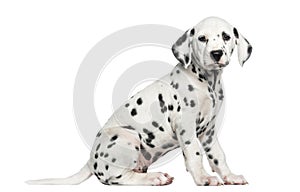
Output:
[{"xmin": 172, "ymin": 17, "xmax": 252, "ymax": 70}]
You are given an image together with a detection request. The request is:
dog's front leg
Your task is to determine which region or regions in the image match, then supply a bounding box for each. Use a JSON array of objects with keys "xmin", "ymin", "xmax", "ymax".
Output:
[
  {"xmin": 199, "ymin": 132, "xmax": 248, "ymax": 185},
  {"xmin": 174, "ymin": 119, "xmax": 222, "ymax": 186}
]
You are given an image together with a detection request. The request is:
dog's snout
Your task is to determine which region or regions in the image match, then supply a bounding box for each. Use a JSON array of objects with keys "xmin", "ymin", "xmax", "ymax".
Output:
[{"xmin": 210, "ymin": 50, "xmax": 223, "ymax": 62}]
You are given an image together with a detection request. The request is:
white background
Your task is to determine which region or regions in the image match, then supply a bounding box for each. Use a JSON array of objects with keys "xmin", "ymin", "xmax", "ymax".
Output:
[{"xmin": 1, "ymin": 0, "xmax": 299, "ymax": 191}]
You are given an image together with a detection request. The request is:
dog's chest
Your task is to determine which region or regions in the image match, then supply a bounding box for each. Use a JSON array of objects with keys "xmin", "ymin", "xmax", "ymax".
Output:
[{"xmin": 170, "ymin": 66, "xmax": 224, "ymax": 118}]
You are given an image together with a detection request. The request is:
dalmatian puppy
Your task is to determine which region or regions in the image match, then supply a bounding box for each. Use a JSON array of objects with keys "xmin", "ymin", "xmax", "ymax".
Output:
[{"xmin": 27, "ymin": 17, "xmax": 252, "ymax": 186}]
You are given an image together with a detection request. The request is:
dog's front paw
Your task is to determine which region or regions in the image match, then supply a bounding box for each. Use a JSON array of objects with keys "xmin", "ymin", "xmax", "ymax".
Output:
[
  {"xmin": 223, "ymin": 174, "xmax": 248, "ymax": 185},
  {"xmin": 195, "ymin": 176, "xmax": 223, "ymax": 186}
]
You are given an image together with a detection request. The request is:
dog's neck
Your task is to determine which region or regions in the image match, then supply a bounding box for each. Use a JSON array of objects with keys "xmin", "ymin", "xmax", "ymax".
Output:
[{"xmin": 186, "ymin": 62, "xmax": 223, "ymax": 91}]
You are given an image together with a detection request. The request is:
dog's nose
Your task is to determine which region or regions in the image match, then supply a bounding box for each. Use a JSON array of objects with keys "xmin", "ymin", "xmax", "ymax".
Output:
[{"xmin": 210, "ymin": 50, "xmax": 223, "ymax": 62}]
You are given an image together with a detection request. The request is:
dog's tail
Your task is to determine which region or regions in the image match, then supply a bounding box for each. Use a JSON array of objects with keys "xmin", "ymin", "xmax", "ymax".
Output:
[{"xmin": 26, "ymin": 163, "xmax": 92, "ymax": 185}]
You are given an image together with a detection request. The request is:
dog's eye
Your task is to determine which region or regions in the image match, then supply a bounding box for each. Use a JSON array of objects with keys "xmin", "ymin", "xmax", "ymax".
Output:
[
  {"xmin": 198, "ymin": 36, "xmax": 207, "ymax": 42},
  {"xmin": 222, "ymin": 32, "xmax": 231, "ymax": 41}
]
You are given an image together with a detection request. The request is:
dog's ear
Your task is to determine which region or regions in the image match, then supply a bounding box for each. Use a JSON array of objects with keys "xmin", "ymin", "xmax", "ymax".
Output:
[
  {"xmin": 172, "ymin": 28, "xmax": 194, "ymax": 68},
  {"xmin": 233, "ymin": 27, "xmax": 252, "ymax": 66}
]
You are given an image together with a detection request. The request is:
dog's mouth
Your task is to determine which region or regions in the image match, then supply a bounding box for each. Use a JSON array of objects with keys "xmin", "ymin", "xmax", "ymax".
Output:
[{"xmin": 206, "ymin": 61, "xmax": 229, "ymax": 70}]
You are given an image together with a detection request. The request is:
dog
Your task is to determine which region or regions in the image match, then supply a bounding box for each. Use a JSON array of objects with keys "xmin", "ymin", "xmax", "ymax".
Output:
[{"xmin": 27, "ymin": 17, "xmax": 252, "ymax": 186}]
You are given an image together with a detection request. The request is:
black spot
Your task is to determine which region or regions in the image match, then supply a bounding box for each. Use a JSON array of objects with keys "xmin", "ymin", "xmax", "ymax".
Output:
[
  {"xmin": 146, "ymin": 143, "xmax": 155, "ymax": 148},
  {"xmin": 143, "ymin": 128, "xmax": 150, "ymax": 134},
  {"xmin": 208, "ymin": 87, "xmax": 213, "ymax": 93},
  {"xmin": 168, "ymin": 117, "xmax": 171, "ymax": 123},
  {"xmin": 208, "ymin": 154, "xmax": 213, "ymax": 159},
  {"xmin": 198, "ymin": 73, "xmax": 206, "ymax": 80},
  {"xmin": 177, "ymin": 106, "xmax": 181, "ymax": 112},
  {"xmin": 176, "ymin": 69, "xmax": 180, "ymax": 74},
  {"xmin": 107, "ymin": 142, "xmax": 116, "ymax": 148},
  {"xmin": 159, "ymin": 126, "xmax": 164, "ymax": 132},
  {"xmin": 111, "ymin": 182, "xmax": 119, "ymax": 185},
  {"xmin": 103, "ymin": 179, "xmax": 109, "ymax": 185},
  {"xmin": 204, "ymin": 182, "xmax": 209, "ymax": 186},
  {"xmin": 98, "ymin": 172, "xmax": 104, "ymax": 176},
  {"xmin": 196, "ymin": 152, "xmax": 200, "ymax": 156},
  {"xmin": 112, "ymin": 158, "xmax": 116, "ymax": 163},
  {"xmin": 146, "ymin": 132, "xmax": 155, "ymax": 140},
  {"xmin": 96, "ymin": 131, "xmax": 101, "ymax": 137},
  {"xmin": 190, "ymin": 100, "xmax": 195, "ymax": 107},
  {"xmin": 100, "ymin": 152, "xmax": 104, "ymax": 157},
  {"xmin": 142, "ymin": 166, "xmax": 148, "ymax": 173},
  {"xmin": 105, "ymin": 165, "xmax": 109, "ymax": 170},
  {"xmin": 140, "ymin": 144, "xmax": 152, "ymax": 160},
  {"xmin": 168, "ymin": 105, "xmax": 174, "ymax": 111},
  {"xmin": 191, "ymin": 64, "xmax": 197, "ymax": 73},
  {"xmin": 184, "ymin": 55, "xmax": 190, "ymax": 63},
  {"xmin": 210, "ymin": 94, "xmax": 216, "ymax": 107},
  {"xmin": 173, "ymin": 83, "xmax": 179, "ymax": 89},
  {"xmin": 130, "ymin": 108, "xmax": 137, "ymax": 116},
  {"xmin": 185, "ymin": 141, "xmax": 191, "ymax": 145},
  {"xmin": 233, "ymin": 27, "xmax": 239, "ymax": 38},
  {"xmin": 214, "ymin": 159, "xmax": 219, "ymax": 166},
  {"xmin": 121, "ymin": 125, "xmax": 135, "ymax": 130},
  {"xmin": 115, "ymin": 175, "xmax": 122, "ymax": 179},
  {"xmin": 188, "ymin": 84, "xmax": 194, "ymax": 91},
  {"xmin": 180, "ymin": 130, "xmax": 186, "ymax": 135},
  {"xmin": 94, "ymin": 153, "xmax": 98, "ymax": 159},
  {"xmin": 183, "ymin": 97, "xmax": 188, "ymax": 103},
  {"xmin": 175, "ymin": 31, "xmax": 187, "ymax": 46},
  {"xmin": 211, "ymin": 116, "xmax": 216, "ymax": 121},
  {"xmin": 206, "ymin": 129, "xmax": 211, "ymax": 136},
  {"xmin": 172, "ymin": 134, "xmax": 178, "ymax": 140},
  {"xmin": 206, "ymin": 137, "xmax": 212, "ymax": 144},
  {"xmin": 96, "ymin": 143, "xmax": 101, "ymax": 151},
  {"xmin": 138, "ymin": 133, "xmax": 142, "ymax": 140},
  {"xmin": 158, "ymin": 93, "xmax": 163, "ymax": 101},
  {"xmin": 198, "ymin": 117, "xmax": 204, "ymax": 124},
  {"xmin": 152, "ymin": 151, "xmax": 162, "ymax": 162},
  {"xmin": 205, "ymin": 147, "xmax": 211, "ymax": 152},
  {"xmin": 161, "ymin": 106, "xmax": 167, "ymax": 113},
  {"xmin": 152, "ymin": 121, "xmax": 159, "ymax": 127},
  {"xmin": 135, "ymin": 146, "xmax": 139, "ymax": 151},
  {"xmin": 125, "ymin": 103, "xmax": 129, "ymax": 107},
  {"xmin": 93, "ymin": 162, "xmax": 97, "ymax": 170},
  {"xmin": 162, "ymin": 143, "xmax": 174, "ymax": 149},
  {"xmin": 104, "ymin": 153, "xmax": 109, "ymax": 158},
  {"xmin": 110, "ymin": 135, "xmax": 118, "ymax": 142},
  {"xmin": 248, "ymin": 45, "xmax": 252, "ymax": 55},
  {"xmin": 173, "ymin": 95, "xmax": 177, "ymax": 100},
  {"xmin": 136, "ymin": 98, "xmax": 143, "ymax": 105},
  {"xmin": 190, "ymin": 28, "xmax": 195, "ymax": 36}
]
